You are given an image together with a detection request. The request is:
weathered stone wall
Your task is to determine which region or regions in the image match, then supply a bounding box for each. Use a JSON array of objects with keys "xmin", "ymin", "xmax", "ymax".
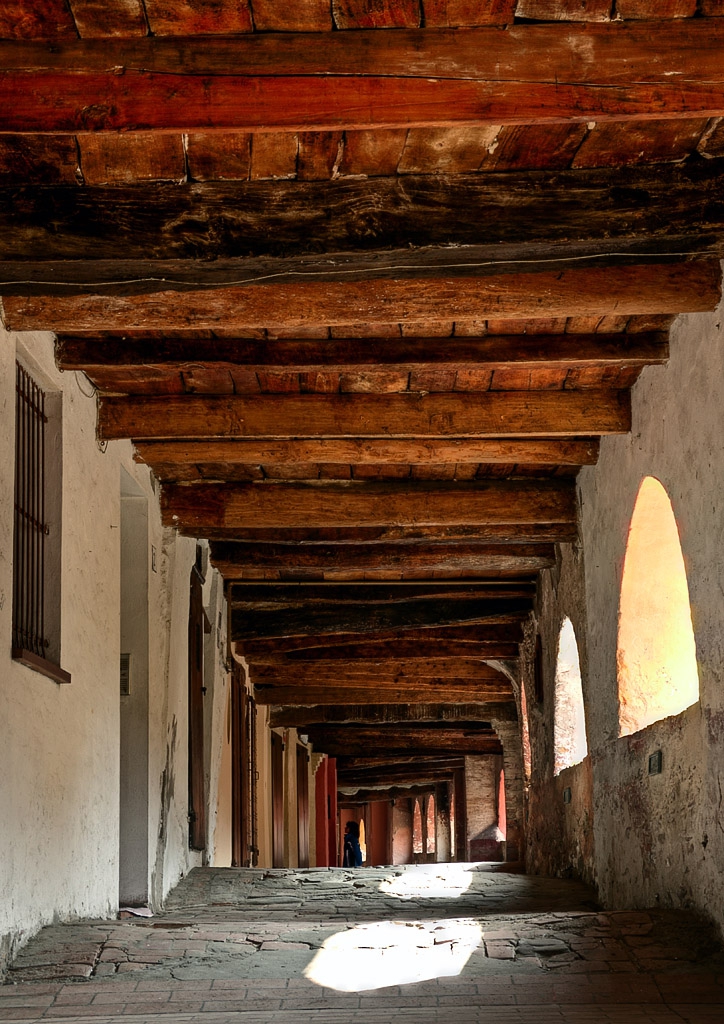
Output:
[
  {"xmin": 526, "ymin": 541, "xmax": 596, "ymax": 886},
  {"xmin": 528, "ymin": 285, "xmax": 724, "ymax": 934}
]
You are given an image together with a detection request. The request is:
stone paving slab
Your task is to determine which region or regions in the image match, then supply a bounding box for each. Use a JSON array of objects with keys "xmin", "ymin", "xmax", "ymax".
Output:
[
  {"xmin": 2, "ymin": 866, "xmax": 723, "ymax": 1024},
  {"xmin": 4, "ymin": 1008, "xmax": 724, "ymax": 1024}
]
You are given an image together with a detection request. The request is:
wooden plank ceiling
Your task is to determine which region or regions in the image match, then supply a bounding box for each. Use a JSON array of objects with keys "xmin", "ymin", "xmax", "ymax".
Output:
[{"xmin": 2, "ymin": 0, "xmax": 723, "ymax": 795}]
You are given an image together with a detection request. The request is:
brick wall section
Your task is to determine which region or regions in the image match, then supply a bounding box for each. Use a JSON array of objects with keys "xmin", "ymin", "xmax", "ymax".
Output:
[{"xmin": 464, "ymin": 755, "xmax": 500, "ymax": 859}]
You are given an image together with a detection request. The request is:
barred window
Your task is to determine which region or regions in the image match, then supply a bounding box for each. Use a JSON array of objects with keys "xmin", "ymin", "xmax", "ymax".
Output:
[{"xmin": 12, "ymin": 360, "xmax": 69, "ymax": 684}]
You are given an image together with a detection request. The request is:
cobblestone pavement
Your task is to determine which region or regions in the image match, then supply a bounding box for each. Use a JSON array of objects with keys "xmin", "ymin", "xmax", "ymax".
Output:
[{"xmin": 2, "ymin": 865, "xmax": 724, "ymax": 1024}]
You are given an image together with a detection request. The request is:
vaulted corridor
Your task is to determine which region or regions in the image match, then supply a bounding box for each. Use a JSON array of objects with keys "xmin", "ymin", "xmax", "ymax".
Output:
[{"xmin": 3, "ymin": 865, "xmax": 724, "ymax": 1024}]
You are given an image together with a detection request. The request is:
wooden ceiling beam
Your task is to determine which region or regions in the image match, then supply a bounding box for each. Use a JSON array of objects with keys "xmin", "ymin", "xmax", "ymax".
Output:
[
  {"xmin": 338, "ymin": 772, "xmax": 457, "ymax": 788},
  {"xmin": 339, "ymin": 787, "xmax": 442, "ymax": 804},
  {"xmin": 338, "ymin": 754, "xmax": 464, "ymax": 769},
  {"xmin": 135, "ymin": 438, "xmax": 600, "ymax": 468},
  {"xmin": 253, "ymin": 684, "xmax": 514, "ymax": 705},
  {"xmin": 212, "ymin": 540, "xmax": 555, "ymax": 576},
  {"xmin": 236, "ymin": 622, "xmax": 524, "ymax": 657},
  {"xmin": 101, "ymin": 392, "xmax": 630, "ymax": 442},
  {"xmin": 198, "ymin": 523, "xmax": 578, "ymax": 544},
  {"xmin": 250, "ymin": 659, "xmax": 512, "ymax": 683},
  {"xmin": 233, "ymin": 597, "xmax": 529, "ymax": 641},
  {"xmin": 256, "ymin": 641, "xmax": 519, "ymax": 662},
  {"xmin": 305, "ymin": 726, "xmax": 504, "ymax": 757},
  {"xmin": 5, "ymin": 164, "xmax": 723, "ymax": 267},
  {"xmin": 163, "ymin": 480, "xmax": 576, "ymax": 532},
  {"xmin": 269, "ymin": 703, "xmax": 517, "ymax": 727},
  {"xmin": 6, "ymin": 261, "xmax": 718, "ymax": 332},
  {"xmin": 57, "ymin": 332, "xmax": 669, "ymax": 375},
  {"xmin": 3, "ymin": 22, "xmax": 724, "ymax": 133},
  {"xmin": 236, "ymin": 593, "xmax": 528, "ymax": 638},
  {"xmin": 230, "ymin": 581, "xmax": 535, "ymax": 603}
]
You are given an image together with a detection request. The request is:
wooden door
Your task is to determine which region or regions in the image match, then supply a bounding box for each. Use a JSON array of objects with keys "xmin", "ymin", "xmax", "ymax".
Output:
[
  {"xmin": 296, "ymin": 744, "xmax": 309, "ymax": 868},
  {"xmin": 271, "ymin": 732, "xmax": 284, "ymax": 867}
]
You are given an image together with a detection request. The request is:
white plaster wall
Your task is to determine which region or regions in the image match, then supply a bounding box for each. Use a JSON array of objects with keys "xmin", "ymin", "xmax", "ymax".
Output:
[
  {"xmin": 0, "ymin": 327, "xmax": 125, "ymax": 968},
  {"xmin": 576, "ymin": 291, "xmax": 724, "ymax": 931},
  {"xmin": 0, "ymin": 324, "xmax": 232, "ymax": 970}
]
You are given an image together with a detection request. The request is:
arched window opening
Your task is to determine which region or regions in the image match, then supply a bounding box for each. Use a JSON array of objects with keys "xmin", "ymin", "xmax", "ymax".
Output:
[
  {"xmin": 617, "ymin": 477, "xmax": 699, "ymax": 737},
  {"xmin": 425, "ymin": 795, "xmax": 436, "ymax": 855},
  {"xmin": 412, "ymin": 800, "xmax": 423, "ymax": 855},
  {"xmin": 553, "ymin": 617, "xmax": 587, "ymax": 775},
  {"xmin": 358, "ymin": 817, "xmax": 367, "ymax": 864}
]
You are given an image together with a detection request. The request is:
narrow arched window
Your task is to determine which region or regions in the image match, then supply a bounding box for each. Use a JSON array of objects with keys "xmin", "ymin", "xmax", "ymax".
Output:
[
  {"xmin": 553, "ymin": 618, "xmax": 587, "ymax": 775},
  {"xmin": 617, "ymin": 477, "xmax": 699, "ymax": 737}
]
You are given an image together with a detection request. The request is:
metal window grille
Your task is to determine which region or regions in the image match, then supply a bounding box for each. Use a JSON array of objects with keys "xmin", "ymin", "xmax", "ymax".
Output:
[{"xmin": 13, "ymin": 362, "xmax": 49, "ymax": 657}]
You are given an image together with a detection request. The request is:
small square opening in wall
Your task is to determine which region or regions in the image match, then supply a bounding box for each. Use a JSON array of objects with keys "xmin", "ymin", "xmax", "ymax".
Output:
[
  {"xmin": 563, "ymin": 787, "xmax": 572, "ymax": 804},
  {"xmin": 648, "ymin": 750, "xmax": 663, "ymax": 776},
  {"xmin": 120, "ymin": 652, "xmax": 131, "ymax": 696}
]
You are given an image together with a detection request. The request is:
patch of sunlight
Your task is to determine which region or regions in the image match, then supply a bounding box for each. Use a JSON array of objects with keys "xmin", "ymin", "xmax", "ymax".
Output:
[
  {"xmin": 304, "ymin": 918, "xmax": 482, "ymax": 992},
  {"xmin": 378, "ymin": 862, "xmax": 473, "ymax": 899}
]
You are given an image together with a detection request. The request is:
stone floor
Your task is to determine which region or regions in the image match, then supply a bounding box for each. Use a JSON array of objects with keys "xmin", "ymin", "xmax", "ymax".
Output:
[{"xmin": 2, "ymin": 864, "xmax": 724, "ymax": 1024}]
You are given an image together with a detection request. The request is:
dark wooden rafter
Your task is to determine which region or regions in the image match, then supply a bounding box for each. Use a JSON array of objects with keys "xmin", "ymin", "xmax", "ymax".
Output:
[
  {"xmin": 100, "ymin": 391, "xmax": 631, "ymax": 442},
  {"xmin": 230, "ymin": 582, "xmax": 536, "ymax": 602},
  {"xmin": 269, "ymin": 702, "xmax": 517, "ymax": 728},
  {"xmin": 252, "ymin": 641, "xmax": 520, "ymax": 661},
  {"xmin": 250, "ymin": 659, "xmax": 515, "ymax": 683},
  {"xmin": 210, "ymin": 541, "xmax": 556, "ymax": 576},
  {"xmin": 235, "ymin": 622, "xmax": 525, "ymax": 657},
  {"xmin": 252, "ymin": 681, "xmax": 514, "ymax": 705},
  {"xmin": 207, "ymin": 524, "xmax": 578, "ymax": 543},
  {"xmin": 303, "ymin": 724, "xmax": 504, "ymax": 756},
  {"xmin": 4, "ymin": 261, "xmax": 719, "ymax": 331},
  {"xmin": 2, "ymin": 23, "xmax": 724, "ymax": 132},
  {"xmin": 5, "ymin": 163, "xmax": 724, "ymax": 265},
  {"xmin": 135, "ymin": 438, "xmax": 600, "ymax": 468},
  {"xmin": 56, "ymin": 332, "xmax": 669, "ymax": 374},
  {"xmin": 163, "ymin": 480, "xmax": 577, "ymax": 531},
  {"xmin": 232, "ymin": 596, "xmax": 531, "ymax": 641}
]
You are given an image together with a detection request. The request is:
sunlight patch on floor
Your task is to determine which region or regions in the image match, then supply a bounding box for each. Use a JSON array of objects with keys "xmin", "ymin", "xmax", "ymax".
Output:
[
  {"xmin": 304, "ymin": 918, "xmax": 482, "ymax": 992},
  {"xmin": 378, "ymin": 862, "xmax": 474, "ymax": 900}
]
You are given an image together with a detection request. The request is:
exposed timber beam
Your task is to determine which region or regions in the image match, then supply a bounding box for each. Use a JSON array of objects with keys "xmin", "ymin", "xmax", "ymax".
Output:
[
  {"xmin": 269, "ymin": 703, "xmax": 517, "ymax": 727},
  {"xmin": 211, "ymin": 541, "xmax": 555, "ymax": 576},
  {"xmin": 253, "ymin": 682, "xmax": 512, "ymax": 705},
  {"xmin": 135, "ymin": 438, "xmax": 600, "ymax": 468},
  {"xmin": 163, "ymin": 480, "xmax": 577, "ymax": 531},
  {"xmin": 339, "ymin": 758, "xmax": 464, "ymax": 776},
  {"xmin": 230, "ymin": 582, "xmax": 535, "ymax": 603},
  {"xmin": 249, "ymin": 660, "xmax": 512, "ymax": 683},
  {"xmin": 102, "ymin": 392, "xmax": 631, "ymax": 442},
  {"xmin": 201, "ymin": 524, "xmax": 578, "ymax": 544},
  {"xmin": 338, "ymin": 754, "xmax": 464, "ymax": 769},
  {"xmin": 232, "ymin": 596, "xmax": 531, "ymax": 641},
  {"xmin": 57, "ymin": 332, "xmax": 669, "ymax": 374},
  {"xmin": 2, "ymin": 23, "xmax": 724, "ymax": 133},
  {"xmin": 304, "ymin": 725, "xmax": 504, "ymax": 757},
  {"xmin": 236, "ymin": 623, "xmax": 524, "ymax": 657},
  {"xmin": 339, "ymin": 787, "xmax": 442, "ymax": 804},
  {"xmin": 5, "ymin": 262, "xmax": 718, "ymax": 331},
  {"xmin": 256, "ymin": 641, "xmax": 519, "ymax": 662},
  {"xmin": 4, "ymin": 167, "xmax": 723, "ymax": 267}
]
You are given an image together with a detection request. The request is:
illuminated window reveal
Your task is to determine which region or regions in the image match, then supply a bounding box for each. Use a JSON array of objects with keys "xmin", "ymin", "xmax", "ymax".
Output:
[
  {"xmin": 553, "ymin": 617, "xmax": 588, "ymax": 775},
  {"xmin": 617, "ymin": 477, "xmax": 699, "ymax": 737}
]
